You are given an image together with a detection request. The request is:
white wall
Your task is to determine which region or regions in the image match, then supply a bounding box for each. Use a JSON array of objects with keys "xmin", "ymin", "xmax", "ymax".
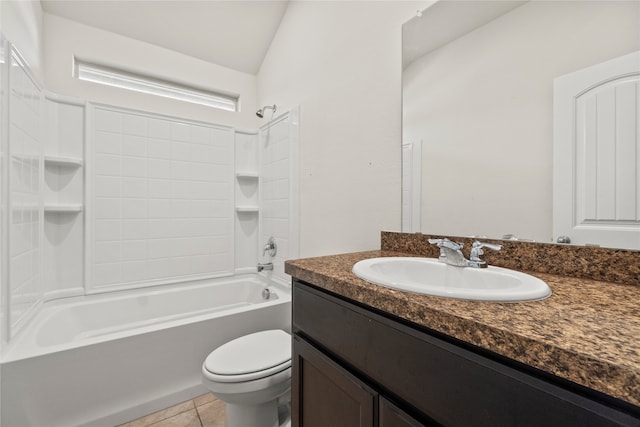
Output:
[
  {"xmin": 0, "ymin": 1, "xmax": 44, "ymax": 81},
  {"xmin": 403, "ymin": 1, "xmax": 640, "ymax": 242},
  {"xmin": 9, "ymin": 0, "xmax": 425, "ymax": 261},
  {"xmin": 43, "ymin": 13, "xmax": 260, "ymax": 129},
  {"xmin": 257, "ymin": 1, "xmax": 420, "ymax": 257}
]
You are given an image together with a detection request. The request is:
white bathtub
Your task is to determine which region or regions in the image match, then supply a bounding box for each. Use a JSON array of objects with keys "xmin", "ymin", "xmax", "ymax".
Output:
[{"xmin": 0, "ymin": 274, "xmax": 291, "ymax": 427}]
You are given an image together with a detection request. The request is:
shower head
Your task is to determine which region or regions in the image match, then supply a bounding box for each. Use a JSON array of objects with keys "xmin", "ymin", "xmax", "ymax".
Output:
[{"xmin": 256, "ymin": 104, "xmax": 277, "ymax": 118}]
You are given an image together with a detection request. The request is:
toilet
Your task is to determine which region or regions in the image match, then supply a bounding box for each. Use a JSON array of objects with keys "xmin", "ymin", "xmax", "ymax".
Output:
[{"xmin": 202, "ymin": 329, "xmax": 292, "ymax": 427}]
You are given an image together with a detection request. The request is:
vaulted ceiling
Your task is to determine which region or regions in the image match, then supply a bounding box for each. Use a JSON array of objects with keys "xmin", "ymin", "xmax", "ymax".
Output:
[{"xmin": 40, "ymin": 0, "xmax": 289, "ymax": 75}]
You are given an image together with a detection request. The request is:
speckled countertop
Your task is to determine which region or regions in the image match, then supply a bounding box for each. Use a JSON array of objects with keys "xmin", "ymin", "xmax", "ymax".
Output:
[{"xmin": 285, "ymin": 249, "xmax": 640, "ymax": 408}]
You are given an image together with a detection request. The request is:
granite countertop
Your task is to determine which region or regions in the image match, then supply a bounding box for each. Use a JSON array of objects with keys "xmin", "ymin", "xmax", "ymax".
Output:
[{"xmin": 284, "ymin": 250, "xmax": 640, "ymax": 408}]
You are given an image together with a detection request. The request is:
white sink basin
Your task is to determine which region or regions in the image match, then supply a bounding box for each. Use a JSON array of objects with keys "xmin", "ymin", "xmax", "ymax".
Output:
[{"xmin": 352, "ymin": 257, "xmax": 551, "ymax": 302}]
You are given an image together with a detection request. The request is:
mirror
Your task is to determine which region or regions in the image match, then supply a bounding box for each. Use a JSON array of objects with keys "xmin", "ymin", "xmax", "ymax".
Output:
[{"xmin": 402, "ymin": 0, "xmax": 640, "ymax": 248}]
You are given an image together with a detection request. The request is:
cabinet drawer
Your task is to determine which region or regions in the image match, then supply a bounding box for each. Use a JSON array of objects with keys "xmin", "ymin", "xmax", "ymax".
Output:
[{"xmin": 293, "ymin": 280, "xmax": 639, "ymax": 427}]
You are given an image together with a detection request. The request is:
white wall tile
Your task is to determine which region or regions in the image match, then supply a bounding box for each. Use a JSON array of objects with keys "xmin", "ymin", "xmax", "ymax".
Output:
[
  {"xmin": 94, "ymin": 263, "xmax": 123, "ymax": 286},
  {"xmin": 169, "ymin": 256, "xmax": 191, "ymax": 277},
  {"xmin": 95, "ymin": 176, "xmax": 122, "ymax": 198},
  {"xmin": 190, "ymin": 143, "xmax": 214, "ymax": 163},
  {"xmin": 95, "ymin": 219, "xmax": 122, "ymax": 241},
  {"xmin": 121, "ymin": 177, "xmax": 147, "ymax": 199},
  {"xmin": 147, "ymin": 258, "xmax": 170, "ymax": 279},
  {"xmin": 121, "ymin": 199, "xmax": 147, "ymax": 219},
  {"xmin": 171, "ymin": 122, "xmax": 191, "ymax": 142},
  {"xmin": 171, "ymin": 160, "xmax": 195, "ymax": 181},
  {"xmin": 191, "ymin": 255, "xmax": 216, "ymax": 274},
  {"xmin": 121, "ymin": 156, "xmax": 147, "ymax": 178},
  {"xmin": 121, "ymin": 240, "xmax": 148, "ymax": 261},
  {"xmin": 95, "ymin": 198, "xmax": 121, "ymax": 219},
  {"xmin": 147, "ymin": 118, "xmax": 171, "ymax": 139},
  {"xmin": 210, "ymin": 236, "xmax": 229, "ymax": 254},
  {"xmin": 190, "ymin": 200, "xmax": 220, "ymax": 218},
  {"xmin": 95, "ymin": 154, "xmax": 122, "ymax": 176},
  {"xmin": 148, "ymin": 180, "xmax": 173, "ymax": 199},
  {"xmin": 148, "ymin": 219, "xmax": 173, "ymax": 237},
  {"xmin": 122, "ymin": 261, "xmax": 149, "ymax": 283},
  {"xmin": 122, "ymin": 135, "xmax": 147, "ymax": 157},
  {"xmin": 95, "ymin": 241, "xmax": 122, "ymax": 264},
  {"xmin": 91, "ymin": 107, "xmax": 235, "ymax": 289},
  {"xmin": 95, "ymin": 131, "xmax": 122, "ymax": 154},
  {"xmin": 210, "ymin": 146, "xmax": 232, "ymax": 164},
  {"xmin": 170, "ymin": 141, "xmax": 192, "ymax": 162},
  {"xmin": 148, "ymin": 238, "xmax": 171, "ymax": 259},
  {"xmin": 95, "ymin": 109, "xmax": 122, "ymax": 133},
  {"xmin": 122, "ymin": 219, "xmax": 148, "ymax": 240},
  {"xmin": 147, "ymin": 199, "xmax": 173, "ymax": 218},
  {"xmin": 123, "ymin": 114, "xmax": 147, "ymax": 136},
  {"xmin": 148, "ymin": 139, "xmax": 172, "ymax": 159},
  {"xmin": 170, "ymin": 200, "xmax": 192, "ymax": 218},
  {"xmin": 190, "ymin": 125, "xmax": 211, "ymax": 144},
  {"xmin": 148, "ymin": 159, "xmax": 171, "ymax": 179}
]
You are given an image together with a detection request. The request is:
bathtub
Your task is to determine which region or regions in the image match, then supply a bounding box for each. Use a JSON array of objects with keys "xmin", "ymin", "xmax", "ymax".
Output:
[{"xmin": 0, "ymin": 274, "xmax": 291, "ymax": 427}]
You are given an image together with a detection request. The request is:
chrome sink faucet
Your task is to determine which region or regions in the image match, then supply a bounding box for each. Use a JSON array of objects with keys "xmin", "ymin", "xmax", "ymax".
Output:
[
  {"xmin": 428, "ymin": 238, "xmax": 501, "ymax": 268},
  {"xmin": 428, "ymin": 238, "xmax": 468, "ymax": 267}
]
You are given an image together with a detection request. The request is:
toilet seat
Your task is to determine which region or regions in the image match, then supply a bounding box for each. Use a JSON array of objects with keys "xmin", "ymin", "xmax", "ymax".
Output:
[{"xmin": 204, "ymin": 330, "xmax": 291, "ymax": 383}]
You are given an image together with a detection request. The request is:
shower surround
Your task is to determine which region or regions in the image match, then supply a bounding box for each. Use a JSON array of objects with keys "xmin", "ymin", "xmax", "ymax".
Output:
[{"xmin": 1, "ymin": 39, "xmax": 299, "ymax": 425}]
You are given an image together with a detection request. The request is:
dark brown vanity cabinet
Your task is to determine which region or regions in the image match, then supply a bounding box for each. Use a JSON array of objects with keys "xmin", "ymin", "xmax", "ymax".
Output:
[
  {"xmin": 293, "ymin": 335, "xmax": 423, "ymax": 427},
  {"xmin": 292, "ymin": 279, "xmax": 640, "ymax": 427}
]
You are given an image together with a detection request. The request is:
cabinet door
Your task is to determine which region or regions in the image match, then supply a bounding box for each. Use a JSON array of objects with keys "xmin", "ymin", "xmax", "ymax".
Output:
[
  {"xmin": 293, "ymin": 336, "xmax": 377, "ymax": 427},
  {"xmin": 380, "ymin": 398, "xmax": 425, "ymax": 427}
]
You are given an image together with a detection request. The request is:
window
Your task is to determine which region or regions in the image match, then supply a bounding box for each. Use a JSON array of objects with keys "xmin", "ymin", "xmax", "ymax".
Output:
[{"xmin": 74, "ymin": 58, "xmax": 238, "ymax": 112}]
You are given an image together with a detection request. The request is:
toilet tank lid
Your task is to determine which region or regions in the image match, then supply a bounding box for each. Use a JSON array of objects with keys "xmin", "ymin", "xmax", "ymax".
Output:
[{"xmin": 204, "ymin": 329, "xmax": 291, "ymax": 376}]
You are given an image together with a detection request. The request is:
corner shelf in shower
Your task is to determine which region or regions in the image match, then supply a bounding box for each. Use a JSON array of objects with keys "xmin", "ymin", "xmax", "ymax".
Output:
[
  {"xmin": 235, "ymin": 172, "xmax": 259, "ymax": 214},
  {"xmin": 236, "ymin": 172, "xmax": 259, "ymax": 179},
  {"xmin": 235, "ymin": 206, "xmax": 259, "ymax": 213},
  {"xmin": 44, "ymin": 155, "xmax": 83, "ymax": 168},
  {"xmin": 44, "ymin": 204, "xmax": 83, "ymax": 213},
  {"xmin": 43, "ymin": 154, "xmax": 84, "ymax": 215}
]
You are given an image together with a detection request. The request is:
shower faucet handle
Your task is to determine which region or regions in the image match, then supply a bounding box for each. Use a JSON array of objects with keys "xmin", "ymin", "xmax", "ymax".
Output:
[{"xmin": 263, "ymin": 237, "xmax": 277, "ymax": 257}]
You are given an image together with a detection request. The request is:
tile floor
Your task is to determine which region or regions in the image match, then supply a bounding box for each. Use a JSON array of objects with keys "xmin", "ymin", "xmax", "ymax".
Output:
[{"xmin": 117, "ymin": 393, "xmax": 226, "ymax": 427}]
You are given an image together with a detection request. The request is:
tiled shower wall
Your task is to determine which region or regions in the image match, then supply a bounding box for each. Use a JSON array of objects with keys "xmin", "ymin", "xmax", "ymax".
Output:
[
  {"xmin": 2, "ymin": 39, "xmax": 299, "ymax": 343},
  {"xmin": 90, "ymin": 106, "xmax": 235, "ymax": 291},
  {"xmin": 7, "ymin": 48, "xmax": 43, "ymax": 335},
  {"xmin": 259, "ymin": 109, "xmax": 299, "ymax": 283}
]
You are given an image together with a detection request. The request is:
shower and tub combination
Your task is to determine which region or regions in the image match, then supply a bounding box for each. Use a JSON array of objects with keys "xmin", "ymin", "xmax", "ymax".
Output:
[
  {"xmin": 1, "ymin": 41, "xmax": 299, "ymax": 426},
  {"xmin": 2, "ymin": 276, "xmax": 291, "ymax": 426}
]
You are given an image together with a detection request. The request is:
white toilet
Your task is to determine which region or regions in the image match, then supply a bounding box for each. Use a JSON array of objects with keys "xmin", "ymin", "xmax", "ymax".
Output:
[{"xmin": 202, "ymin": 329, "xmax": 292, "ymax": 427}]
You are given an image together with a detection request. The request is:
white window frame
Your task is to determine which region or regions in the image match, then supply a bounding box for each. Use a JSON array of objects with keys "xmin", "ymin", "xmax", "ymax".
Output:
[{"xmin": 74, "ymin": 58, "xmax": 238, "ymax": 112}]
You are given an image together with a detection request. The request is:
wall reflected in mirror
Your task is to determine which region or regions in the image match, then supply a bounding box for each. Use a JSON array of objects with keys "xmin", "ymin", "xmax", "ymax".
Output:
[{"xmin": 402, "ymin": 0, "xmax": 640, "ymax": 249}]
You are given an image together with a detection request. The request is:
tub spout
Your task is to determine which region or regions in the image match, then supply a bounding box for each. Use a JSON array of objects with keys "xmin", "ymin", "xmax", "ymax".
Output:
[{"xmin": 257, "ymin": 262, "xmax": 273, "ymax": 272}]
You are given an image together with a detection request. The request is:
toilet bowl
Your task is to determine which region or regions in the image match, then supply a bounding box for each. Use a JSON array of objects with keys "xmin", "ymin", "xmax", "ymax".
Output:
[{"xmin": 202, "ymin": 329, "xmax": 291, "ymax": 427}]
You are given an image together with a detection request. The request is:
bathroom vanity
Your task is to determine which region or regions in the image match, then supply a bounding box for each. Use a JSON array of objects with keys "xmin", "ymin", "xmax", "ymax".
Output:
[{"xmin": 286, "ymin": 233, "xmax": 640, "ymax": 426}]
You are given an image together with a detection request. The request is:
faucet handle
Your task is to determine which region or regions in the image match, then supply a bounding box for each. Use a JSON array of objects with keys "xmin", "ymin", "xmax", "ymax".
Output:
[
  {"xmin": 469, "ymin": 241, "xmax": 501, "ymax": 262},
  {"xmin": 428, "ymin": 238, "xmax": 463, "ymax": 250},
  {"xmin": 263, "ymin": 236, "xmax": 277, "ymax": 257}
]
